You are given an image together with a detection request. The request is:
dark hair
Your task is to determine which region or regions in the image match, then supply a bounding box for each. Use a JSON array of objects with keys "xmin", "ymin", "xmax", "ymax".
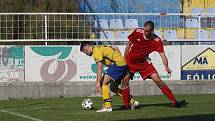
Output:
[
  {"xmin": 144, "ymin": 20, "xmax": 154, "ymax": 30},
  {"xmin": 80, "ymin": 41, "xmax": 93, "ymax": 52}
]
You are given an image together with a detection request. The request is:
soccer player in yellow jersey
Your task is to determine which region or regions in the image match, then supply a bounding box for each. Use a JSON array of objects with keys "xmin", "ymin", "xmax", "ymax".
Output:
[{"xmin": 80, "ymin": 41, "xmax": 134, "ymax": 112}]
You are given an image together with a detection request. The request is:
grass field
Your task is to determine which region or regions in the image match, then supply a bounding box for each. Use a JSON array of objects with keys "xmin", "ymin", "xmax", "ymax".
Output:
[{"xmin": 0, "ymin": 94, "xmax": 215, "ymax": 121}]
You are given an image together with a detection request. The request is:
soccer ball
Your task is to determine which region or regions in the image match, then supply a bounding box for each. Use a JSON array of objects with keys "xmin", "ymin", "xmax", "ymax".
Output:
[{"xmin": 82, "ymin": 98, "xmax": 94, "ymax": 110}]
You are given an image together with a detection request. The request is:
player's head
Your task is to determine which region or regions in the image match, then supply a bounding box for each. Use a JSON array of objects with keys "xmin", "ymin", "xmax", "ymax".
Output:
[
  {"xmin": 80, "ymin": 41, "xmax": 93, "ymax": 56},
  {"xmin": 143, "ymin": 20, "xmax": 154, "ymax": 35}
]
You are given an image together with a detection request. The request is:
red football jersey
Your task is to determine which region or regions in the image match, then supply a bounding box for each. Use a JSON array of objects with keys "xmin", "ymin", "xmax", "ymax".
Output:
[{"xmin": 127, "ymin": 28, "xmax": 164, "ymax": 63}]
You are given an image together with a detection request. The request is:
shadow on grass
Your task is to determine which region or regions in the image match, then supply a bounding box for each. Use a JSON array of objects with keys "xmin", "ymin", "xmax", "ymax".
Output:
[
  {"xmin": 113, "ymin": 102, "xmax": 189, "ymax": 111},
  {"xmin": 114, "ymin": 113, "xmax": 215, "ymax": 121}
]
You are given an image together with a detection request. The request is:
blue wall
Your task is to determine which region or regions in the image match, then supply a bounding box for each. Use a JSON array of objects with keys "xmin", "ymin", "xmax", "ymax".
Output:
[
  {"xmin": 79, "ymin": 0, "xmax": 180, "ymax": 13},
  {"xmin": 78, "ymin": 0, "xmax": 183, "ymax": 28}
]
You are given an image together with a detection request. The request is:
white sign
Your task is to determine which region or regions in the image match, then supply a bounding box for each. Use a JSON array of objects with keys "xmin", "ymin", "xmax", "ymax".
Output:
[
  {"xmin": 25, "ymin": 45, "xmax": 181, "ymax": 82},
  {"xmin": 25, "ymin": 46, "xmax": 78, "ymax": 82}
]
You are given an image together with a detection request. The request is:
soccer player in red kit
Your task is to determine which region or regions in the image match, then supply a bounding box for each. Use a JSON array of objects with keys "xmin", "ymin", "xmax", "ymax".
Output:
[{"xmin": 124, "ymin": 21, "xmax": 186, "ymax": 108}]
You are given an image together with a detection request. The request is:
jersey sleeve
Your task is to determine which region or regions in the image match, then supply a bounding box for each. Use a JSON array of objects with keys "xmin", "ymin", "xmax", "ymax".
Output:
[
  {"xmin": 150, "ymin": 33, "xmax": 164, "ymax": 53},
  {"xmin": 128, "ymin": 29, "xmax": 139, "ymax": 43},
  {"xmin": 93, "ymin": 49, "xmax": 103, "ymax": 63},
  {"xmin": 155, "ymin": 39, "xmax": 164, "ymax": 53}
]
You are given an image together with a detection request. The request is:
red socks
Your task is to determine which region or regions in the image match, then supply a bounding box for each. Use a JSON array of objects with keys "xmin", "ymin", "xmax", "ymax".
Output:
[
  {"xmin": 160, "ymin": 84, "xmax": 177, "ymax": 106},
  {"xmin": 122, "ymin": 84, "xmax": 177, "ymax": 107},
  {"xmin": 122, "ymin": 87, "xmax": 130, "ymax": 108}
]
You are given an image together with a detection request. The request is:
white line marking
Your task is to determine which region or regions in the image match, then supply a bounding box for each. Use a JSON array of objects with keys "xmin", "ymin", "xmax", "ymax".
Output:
[{"xmin": 0, "ymin": 110, "xmax": 43, "ymax": 121}]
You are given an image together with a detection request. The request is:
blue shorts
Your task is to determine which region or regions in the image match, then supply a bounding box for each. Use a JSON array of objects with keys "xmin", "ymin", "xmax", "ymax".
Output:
[{"xmin": 105, "ymin": 64, "xmax": 129, "ymax": 84}]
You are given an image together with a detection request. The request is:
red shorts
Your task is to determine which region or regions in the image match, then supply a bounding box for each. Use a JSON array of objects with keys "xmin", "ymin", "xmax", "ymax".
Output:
[{"xmin": 126, "ymin": 55, "xmax": 157, "ymax": 80}]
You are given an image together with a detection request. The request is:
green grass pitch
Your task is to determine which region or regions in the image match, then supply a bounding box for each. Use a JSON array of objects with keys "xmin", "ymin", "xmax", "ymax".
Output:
[{"xmin": 0, "ymin": 94, "xmax": 215, "ymax": 121}]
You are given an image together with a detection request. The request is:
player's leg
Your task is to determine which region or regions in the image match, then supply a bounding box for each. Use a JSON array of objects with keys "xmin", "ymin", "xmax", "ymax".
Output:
[
  {"xmin": 137, "ymin": 63, "xmax": 185, "ymax": 107},
  {"xmin": 109, "ymin": 81, "xmax": 122, "ymax": 96},
  {"xmin": 149, "ymin": 73, "xmax": 177, "ymax": 105},
  {"xmin": 114, "ymin": 65, "xmax": 136, "ymax": 109},
  {"xmin": 97, "ymin": 74, "xmax": 112, "ymax": 112},
  {"xmin": 102, "ymin": 64, "xmax": 138, "ymax": 110},
  {"xmin": 137, "ymin": 63, "xmax": 177, "ymax": 106},
  {"xmin": 105, "ymin": 64, "xmax": 126, "ymax": 104},
  {"xmin": 101, "ymin": 75, "xmax": 112, "ymax": 108},
  {"xmin": 149, "ymin": 73, "xmax": 186, "ymax": 107},
  {"xmin": 121, "ymin": 73, "xmax": 131, "ymax": 109},
  {"xmin": 122, "ymin": 73, "xmax": 138, "ymax": 109},
  {"xmin": 100, "ymin": 74, "xmax": 122, "ymax": 96},
  {"xmin": 109, "ymin": 75, "xmax": 138, "ymax": 110},
  {"xmin": 107, "ymin": 73, "xmax": 131, "ymax": 109}
]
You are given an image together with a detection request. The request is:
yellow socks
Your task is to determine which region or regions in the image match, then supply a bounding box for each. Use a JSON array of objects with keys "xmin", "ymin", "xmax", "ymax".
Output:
[{"xmin": 102, "ymin": 84, "xmax": 111, "ymax": 108}]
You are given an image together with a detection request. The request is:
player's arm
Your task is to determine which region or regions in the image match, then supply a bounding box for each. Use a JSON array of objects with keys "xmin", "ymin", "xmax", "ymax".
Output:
[
  {"xmin": 93, "ymin": 48, "xmax": 104, "ymax": 93},
  {"xmin": 155, "ymin": 38, "xmax": 172, "ymax": 74},
  {"xmin": 159, "ymin": 52, "xmax": 172, "ymax": 74},
  {"xmin": 96, "ymin": 61, "xmax": 103, "ymax": 93},
  {"xmin": 124, "ymin": 41, "xmax": 132, "ymax": 58}
]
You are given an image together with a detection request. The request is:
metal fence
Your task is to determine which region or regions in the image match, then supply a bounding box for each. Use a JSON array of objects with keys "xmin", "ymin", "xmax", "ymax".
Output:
[{"xmin": 0, "ymin": 13, "xmax": 215, "ymax": 42}]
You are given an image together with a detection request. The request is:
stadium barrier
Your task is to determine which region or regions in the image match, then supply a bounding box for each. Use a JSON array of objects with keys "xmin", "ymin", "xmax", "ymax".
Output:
[
  {"xmin": 0, "ymin": 45, "xmax": 214, "ymax": 100},
  {"xmin": 0, "ymin": 45, "xmax": 214, "ymax": 82},
  {"xmin": 1, "ymin": 13, "xmax": 215, "ymax": 42}
]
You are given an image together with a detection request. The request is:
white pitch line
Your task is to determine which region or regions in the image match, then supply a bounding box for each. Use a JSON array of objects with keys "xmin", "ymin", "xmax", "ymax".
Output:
[{"xmin": 0, "ymin": 110, "xmax": 43, "ymax": 121}]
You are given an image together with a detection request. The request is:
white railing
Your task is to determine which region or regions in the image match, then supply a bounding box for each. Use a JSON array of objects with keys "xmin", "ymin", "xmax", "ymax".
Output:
[{"xmin": 0, "ymin": 13, "xmax": 215, "ymax": 42}]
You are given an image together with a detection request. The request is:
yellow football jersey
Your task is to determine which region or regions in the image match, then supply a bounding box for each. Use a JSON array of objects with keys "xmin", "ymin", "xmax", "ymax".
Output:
[{"xmin": 92, "ymin": 45, "xmax": 126, "ymax": 66}]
